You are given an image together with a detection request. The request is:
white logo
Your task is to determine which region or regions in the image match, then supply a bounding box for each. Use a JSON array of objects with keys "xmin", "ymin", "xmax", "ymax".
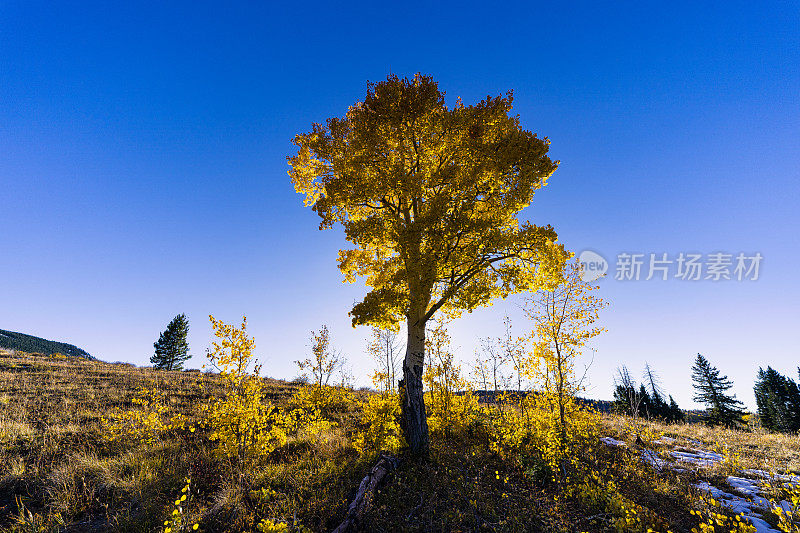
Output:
[{"xmin": 578, "ymin": 250, "xmax": 608, "ymax": 282}]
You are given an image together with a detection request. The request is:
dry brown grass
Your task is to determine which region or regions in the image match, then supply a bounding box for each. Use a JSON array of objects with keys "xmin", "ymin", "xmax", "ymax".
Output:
[
  {"xmin": 2, "ymin": 347, "xmax": 797, "ymax": 532},
  {"xmin": 0, "ymin": 349, "xmax": 368, "ymax": 532}
]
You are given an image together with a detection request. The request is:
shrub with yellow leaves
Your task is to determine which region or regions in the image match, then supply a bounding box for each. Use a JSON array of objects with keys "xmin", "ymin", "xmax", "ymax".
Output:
[
  {"xmin": 485, "ymin": 390, "xmax": 599, "ymax": 479},
  {"xmin": 353, "ymin": 392, "xmax": 404, "ymax": 455},
  {"xmin": 689, "ymin": 495, "xmax": 756, "ymax": 533},
  {"xmin": 572, "ymin": 468, "xmax": 672, "ymax": 533},
  {"xmin": 494, "ymin": 259, "xmax": 605, "ymax": 478},
  {"xmin": 202, "ymin": 316, "xmax": 286, "ymax": 464},
  {"xmin": 257, "ymin": 519, "xmax": 288, "ymax": 532},
  {"xmin": 256, "ymin": 518, "xmax": 313, "ymax": 533},
  {"xmin": 101, "ymin": 386, "xmax": 187, "ymax": 445},
  {"xmin": 161, "ymin": 477, "xmax": 200, "ymax": 533},
  {"xmin": 286, "ymin": 383, "xmax": 355, "ymax": 424},
  {"xmin": 762, "ymin": 473, "xmax": 800, "ymax": 532},
  {"xmin": 423, "ymin": 320, "xmax": 483, "ymax": 438}
]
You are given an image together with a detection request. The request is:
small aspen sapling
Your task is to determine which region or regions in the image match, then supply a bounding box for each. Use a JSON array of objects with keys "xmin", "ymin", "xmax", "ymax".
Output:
[
  {"xmin": 367, "ymin": 327, "xmax": 402, "ymax": 394},
  {"xmin": 203, "ymin": 316, "xmax": 286, "ymax": 465},
  {"xmin": 295, "ymin": 325, "xmax": 344, "ymax": 389}
]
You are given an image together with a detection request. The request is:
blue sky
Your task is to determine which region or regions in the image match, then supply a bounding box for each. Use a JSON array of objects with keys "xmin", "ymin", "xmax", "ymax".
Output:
[{"xmin": 1, "ymin": 1, "xmax": 797, "ymax": 409}]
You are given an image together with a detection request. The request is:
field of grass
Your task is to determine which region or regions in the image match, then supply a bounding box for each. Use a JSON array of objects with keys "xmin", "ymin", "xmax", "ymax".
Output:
[{"xmin": 1, "ymin": 348, "xmax": 798, "ymax": 532}]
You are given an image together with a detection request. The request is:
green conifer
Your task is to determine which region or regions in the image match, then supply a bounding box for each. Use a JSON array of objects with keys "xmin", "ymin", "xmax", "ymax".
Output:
[
  {"xmin": 691, "ymin": 353, "xmax": 745, "ymax": 427},
  {"xmin": 151, "ymin": 314, "xmax": 190, "ymax": 370},
  {"xmin": 754, "ymin": 366, "xmax": 800, "ymax": 433}
]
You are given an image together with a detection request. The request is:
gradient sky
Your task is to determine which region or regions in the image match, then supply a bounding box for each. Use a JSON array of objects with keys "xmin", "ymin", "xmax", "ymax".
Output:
[{"xmin": 2, "ymin": 1, "xmax": 798, "ymax": 410}]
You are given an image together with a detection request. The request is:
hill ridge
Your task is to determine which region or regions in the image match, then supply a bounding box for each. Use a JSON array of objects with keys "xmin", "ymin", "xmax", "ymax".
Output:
[{"xmin": 0, "ymin": 328, "xmax": 93, "ymax": 359}]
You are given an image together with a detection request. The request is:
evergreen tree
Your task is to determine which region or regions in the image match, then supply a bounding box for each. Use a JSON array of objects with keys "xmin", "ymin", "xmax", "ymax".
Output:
[
  {"xmin": 612, "ymin": 363, "xmax": 684, "ymax": 423},
  {"xmin": 753, "ymin": 367, "xmax": 800, "ymax": 433},
  {"xmin": 691, "ymin": 353, "xmax": 745, "ymax": 427},
  {"xmin": 638, "ymin": 384, "xmax": 653, "ymax": 418},
  {"xmin": 151, "ymin": 314, "xmax": 190, "ymax": 370},
  {"xmin": 642, "ymin": 363, "xmax": 674, "ymax": 420},
  {"xmin": 668, "ymin": 395, "xmax": 685, "ymax": 423}
]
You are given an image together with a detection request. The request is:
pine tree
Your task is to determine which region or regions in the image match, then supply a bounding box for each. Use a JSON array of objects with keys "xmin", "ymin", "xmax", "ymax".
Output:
[
  {"xmin": 668, "ymin": 395, "xmax": 685, "ymax": 423},
  {"xmin": 638, "ymin": 384, "xmax": 653, "ymax": 418},
  {"xmin": 642, "ymin": 363, "xmax": 672, "ymax": 420},
  {"xmin": 691, "ymin": 353, "xmax": 745, "ymax": 427},
  {"xmin": 151, "ymin": 314, "xmax": 191, "ymax": 370},
  {"xmin": 613, "ymin": 363, "xmax": 683, "ymax": 423},
  {"xmin": 753, "ymin": 367, "xmax": 800, "ymax": 433}
]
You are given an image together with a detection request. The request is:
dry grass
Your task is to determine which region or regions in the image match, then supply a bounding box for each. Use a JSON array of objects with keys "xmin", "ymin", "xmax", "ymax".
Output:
[
  {"xmin": 0, "ymin": 349, "xmax": 367, "ymax": 532},
  {"xmin": 1, "ymin": 348, "xmax": 796, "ymax": 532},
  {"xmin": 601, "ymin": 414, "xmax": 800, "ymax": 473}
]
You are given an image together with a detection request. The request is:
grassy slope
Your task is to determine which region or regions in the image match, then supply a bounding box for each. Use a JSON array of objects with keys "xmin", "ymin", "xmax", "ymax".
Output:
[
  {"xmin": 0, "ymin": 350, "xmax": 368, "ymax": 532},
  {"xmin": 1, "ymin": 349, "xmax": 798, "ymax": 532}
]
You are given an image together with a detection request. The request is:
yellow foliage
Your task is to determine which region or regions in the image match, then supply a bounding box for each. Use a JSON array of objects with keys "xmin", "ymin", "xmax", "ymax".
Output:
[
  {"xmin": 423, "ymin": 321, "xmax": 483, "ymax": 438},
  {"xmin": 572, "ymin": 468, "xmax": 674, "ymax": 533},
  {"xmin": 763, "ymin": 474, "xmax": 800, "ymax": 532},
  {"xmin": 286, "ymin": 384, "xmax": 355, "ymax": 421},
  {"xmin": 487, "ymin": 392, "xmax": 599, "ymax": 477},
  {"xmin": 161, "ymin": 477, "xmax": 199, "ymax": 533},
  {"xmin": 283, "ymin": 385, "xmax": 349, "ymax": 439},
  {"xmin": 353, "ymin": 393, "xmax": 404, "ymax": 455},
  {"xmin": 203, "ymin": 377, "xmax": 287, "ymax": 462},
  {"xmin": 257, "ymin": 519, "xmax": 288, "ymax": 532},
  {"xmin": 288, "ymin": 73, "xmax": 567, "ymax": 332},
  {"xmin": 256, "ymin": 518, "xmax": 312, "ymax": 533},
  {"xmin": 689, "ymin": 496, "xmax": 756, "ymax": 533},
  {"xmin": 203, "ymin": 316, "xmax": 286, "ymax": 463},
  {"xmin": 478, "ymin": 259, "xmax": 605, "ymax": 477},
  {"xmin": 101, "ymin": 386, "xmax": 187, "ymax": 445},
  {"xmin": 523, "ymin": 260, "xmax": 606, "ymax": 430}
]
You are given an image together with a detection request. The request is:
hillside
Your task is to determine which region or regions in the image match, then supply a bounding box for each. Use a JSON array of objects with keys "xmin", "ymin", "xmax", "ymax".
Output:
[
  {"xmin": 0, "ymin": 348, "xmax": 797, "ymax": 532},
  {"xmin": 0, "ymin": 328, "xmax": 92, "ymax": 359}
]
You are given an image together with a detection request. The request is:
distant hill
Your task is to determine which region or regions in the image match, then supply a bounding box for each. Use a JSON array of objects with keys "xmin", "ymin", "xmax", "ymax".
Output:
[
  {"xmin": 470, "ymin": 390, "xmax": 614, "ymax": 412},
  {"xmin": 0, "ymin": 328, "xmax": 92, "ymax": 359}
]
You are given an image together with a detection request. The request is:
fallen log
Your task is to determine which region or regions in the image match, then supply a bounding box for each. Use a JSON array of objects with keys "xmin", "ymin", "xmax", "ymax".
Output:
[{"xmin": 331, "ymin": 453, "xmax": 401, "ymax": 533}]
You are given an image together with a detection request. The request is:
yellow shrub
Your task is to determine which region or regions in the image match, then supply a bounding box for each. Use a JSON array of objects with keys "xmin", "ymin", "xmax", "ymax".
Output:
[
  {"xmin": 488, "ymin": 392, "xmax": 599, "ymax": 478},
  {"xmin": 203, "ymin": 316, "xmax": 287, "ymax": 463},
  {"xmin": 203, "ymin": 378, "xmax": 287, "ymax": 461},
  {"xmin": 256, "ymin": 518, "xmax": 311, "ymax": 532},
  {"xmin": 573, "ymin": 469, "xmax": 671, "ymax": 533},
  {"xmin": 689, "ymin": 497, "xmax": 756, "ymax": 533},
  {"xmin": 101, "ymin": 386, "xmax": 184, "ymax": 445},
  {"xmin": 423, "ymin": 322, "xmax": 483, "ymax": 438},
  {"xmin": 353, "ymin": 393, "xmax": 404, "ymax": 455},
  {"xmin": 257, "ymin": 519, "xmax": 288, "ymax": 532},
  {"xmin": 764, "ymin": 474, "xmax": 800, "ymax": 532},
  {"xmin": 286, "ymin": 385, "xmax": 355, "ymax": 422},
  {"xmin": 161, "ymin": 477, "xmax": 200, "ymax": 533}
]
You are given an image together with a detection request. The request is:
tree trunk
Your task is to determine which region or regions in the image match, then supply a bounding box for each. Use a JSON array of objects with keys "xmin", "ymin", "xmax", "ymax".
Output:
[
  {"xmin": 331, "ymin": 453, "xmax": 401, "ymax": 533},
  {"xmin": 400, "ymin": 317, "xmax": 429, "ymax": 458}
]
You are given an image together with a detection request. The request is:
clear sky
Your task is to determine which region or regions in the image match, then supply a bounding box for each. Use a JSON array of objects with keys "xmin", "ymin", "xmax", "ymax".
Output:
[{"xmin": 1, "ymin": 1, "xmax": 798, "ymax": 410}]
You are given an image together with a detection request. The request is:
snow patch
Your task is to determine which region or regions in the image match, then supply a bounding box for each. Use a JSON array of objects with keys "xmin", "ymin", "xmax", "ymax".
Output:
[
  {"xmin": 728, "ymin": 476, "xmax": 763, "ymax": 497},
  {"xmin": 653, "ymin": 436, "xmax": 676, "ymax": 445},
  {"xmin": 642, "ymin": 449, "xmax": 668, "ymax": 470},
  {"xmin": 744, "ymin": 469, "xmax": 800, "ymax": 483},
  {"xmin": 600, "ymin": 436, "xmax": 627, "ymax": 447},
  {"xmin": 694, "ymin": 481, "xmax": 777, "ymax": 533},
  {"xmin": 671, "ymin": 448, "xmax": 724, "ymax": 467}
]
